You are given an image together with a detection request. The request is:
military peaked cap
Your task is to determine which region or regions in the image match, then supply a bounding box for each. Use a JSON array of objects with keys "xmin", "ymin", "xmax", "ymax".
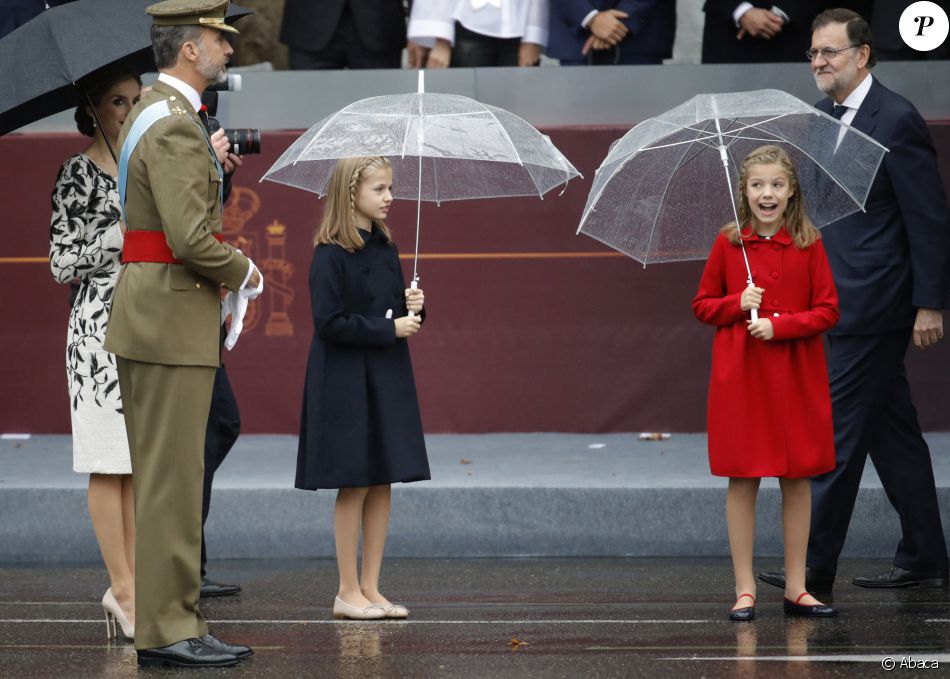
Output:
[{"xmin": 146, "ymin": 0, "xmax": 239, "ymax": 34}]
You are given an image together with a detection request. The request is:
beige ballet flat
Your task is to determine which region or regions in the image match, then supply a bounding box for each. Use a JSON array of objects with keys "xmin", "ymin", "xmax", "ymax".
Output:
[
  {"xmin": 373, "ymin": 603, "xmax": 409, "ymax": 619},
  {"xmin": 102, "ymin": 588, "xmax": 134, "ymax": 640},
  {"xmin": 333, "ymin": 596, "xmax": 386, "ymax": 620}
]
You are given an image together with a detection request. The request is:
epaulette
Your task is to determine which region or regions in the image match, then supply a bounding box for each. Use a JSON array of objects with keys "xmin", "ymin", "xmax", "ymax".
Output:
[{"xmin": 166, "ymin": 94, "xmax": 189, "ymax": 116}]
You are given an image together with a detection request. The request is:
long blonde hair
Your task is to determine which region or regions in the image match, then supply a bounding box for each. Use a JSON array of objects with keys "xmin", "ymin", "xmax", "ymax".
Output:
[
  {"xmin": 315, "ymin": 157, "xmax": 393, "ymax": 251},
  {"xmin": 721, "ymin": 145, "xmax": 819, "ymax": 249}
]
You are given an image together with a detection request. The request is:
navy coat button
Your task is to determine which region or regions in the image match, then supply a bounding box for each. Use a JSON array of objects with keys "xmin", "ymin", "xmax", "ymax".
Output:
[
  {"xmin": 369, "ymin": 294, "xmax": 376, "ymax": 301},
  {"xmin": 362, "ymin": 266, "xmax": 370, "ymax": 274},
  {"xmin": 393, "ymin": 291, "xmax": 401, "ymax": 299}
]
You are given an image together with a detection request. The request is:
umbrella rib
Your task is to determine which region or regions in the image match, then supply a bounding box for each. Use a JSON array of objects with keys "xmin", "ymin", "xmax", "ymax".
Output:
[
  {"xmin": 641, "ymin": 138, "xmax": 696, "ymax": 266},
  {"xmin": 726, "ymin": 125, "xmax": 868, "ymax": 209},
  {"xmin": 478, "ymin": 103, "xmax": 527, "ymax": 168}
]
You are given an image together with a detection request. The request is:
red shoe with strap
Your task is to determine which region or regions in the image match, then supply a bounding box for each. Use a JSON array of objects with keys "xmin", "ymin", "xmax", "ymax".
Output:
[
  {"xmin": 783, "ymin": 591, "xmax": 837, "ymax": 617},
  {"xmin": 729, "ymin": 592, "xmax": 756, "ymax": 622}
]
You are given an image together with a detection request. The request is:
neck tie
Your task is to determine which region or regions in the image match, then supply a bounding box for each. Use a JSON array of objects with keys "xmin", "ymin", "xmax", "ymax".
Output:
[{"xmin": 832, "ymin": 104, "xmax": 848, "ymax": 120}]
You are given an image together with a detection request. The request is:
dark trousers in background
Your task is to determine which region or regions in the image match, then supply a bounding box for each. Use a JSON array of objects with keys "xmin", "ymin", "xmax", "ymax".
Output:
[
  {"xmin": 288, "ymin": 5, "xmax": 401, "ymax": 69},
  {"xmin": 808, "ymin": 328, "xmax": 949, "ymax": 575},
  {"xmin": 452, "ymin": 23, "xmax": 520, "ymax": 67},
  {"xmin": 201, "ymin": 360, "xmax": 241, "ymax": 577},
  {"xmin": 559, "ymin": 47, "xmax": 664, "ymax": 66}
]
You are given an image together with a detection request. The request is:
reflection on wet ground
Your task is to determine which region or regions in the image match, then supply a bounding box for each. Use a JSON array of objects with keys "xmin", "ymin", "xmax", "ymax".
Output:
[{"xmin": 1, "ymin": 558, "xmax": 949, "ymax": 678}]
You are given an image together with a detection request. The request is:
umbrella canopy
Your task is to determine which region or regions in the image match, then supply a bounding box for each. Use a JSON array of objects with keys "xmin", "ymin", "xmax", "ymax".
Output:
[
  {"xmin": 262, "ymin": 73, "xmax": 581, "ymax": 282},
  {"xmin": 262, "ymin": 86, "xmax": 580, "ymax": 203},
  {"xmin": 0, "ymin": 0, "xmax": 252, "ymax": 136},
  {"xmin": 577, "ymin": 89, "xmax": 888, "ymax": 266}
]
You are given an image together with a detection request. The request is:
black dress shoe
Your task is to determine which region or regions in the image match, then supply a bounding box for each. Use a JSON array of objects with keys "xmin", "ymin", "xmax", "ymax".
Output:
[
  {"xmin": 852, "ymin": 566, "xmax": 949, "ymax": 589},
  {"xmin": 202, "ymin": 634, "xmax": 253, "ymax": 658},
  {"xmin": 201, "ymin": 576, "xmax": 242, "ymax": 598},
  {"xmin": 136, "ymin": 638, "xmax": 240, "ymax": 667},
  {"xmin": 758, "ymin": 567, "xmax": 835, "ymax": 594},
  {"xmin": 729, "ymin": 593, "xmax": 756, "ymax": 622},
  {"xmin": 783, "ymin": 593, "xmax": 837, "ymax": 618}
]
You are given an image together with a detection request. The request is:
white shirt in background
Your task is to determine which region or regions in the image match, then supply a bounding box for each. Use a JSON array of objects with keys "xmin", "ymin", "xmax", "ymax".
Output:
[{"xmin": 408, "ymin": 0, "xmax": 549, "ymax": 48}]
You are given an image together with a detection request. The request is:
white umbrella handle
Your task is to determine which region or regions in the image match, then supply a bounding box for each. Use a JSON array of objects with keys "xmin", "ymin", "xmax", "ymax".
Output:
[
  {"xmin": 747, "ymin": 282, "xmax": 759, "ymax": 323},
  {"xmin": 408, "ymin": 278, "xmax": 419, "ymax": 318}
]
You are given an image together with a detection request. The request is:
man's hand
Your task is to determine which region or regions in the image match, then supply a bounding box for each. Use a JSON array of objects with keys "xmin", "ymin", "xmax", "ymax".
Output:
[
  {"xmin": 407, "ymin": 40, "xmax": 430, "ymax": 68},
  {"xmin": 210, "ymin": 128, "xmax": 230, "ymax": 164},
  {"xmin": 426, "ymin": 39, "xmax": 451, "ymax": 68},
  {"xmin": 582, "ymin": 35, "xmax": 612, "ymax": 55},
  {"xmin": 737, "ymin": 8, "xmax": 784, "ymax": 39},
  {"xmin": 518, "ymin": 42, "xmax": 541, "ymax": 67},
  {"xmin": 589, "ymin": 9, "xmax": 629, "ymax": 45},
  {"xmin": 913, "ymin": 308, "xmax": 944, "ymax": 348},
  {"xmin": 222, "ymin": 152, "xmax": 243, "ymax": 175}
]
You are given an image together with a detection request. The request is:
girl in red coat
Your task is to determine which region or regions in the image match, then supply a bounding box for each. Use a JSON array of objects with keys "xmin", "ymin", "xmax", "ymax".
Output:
[{"xmin": 693, "ymin": 145, "xmax": 839, "ymax": 621}]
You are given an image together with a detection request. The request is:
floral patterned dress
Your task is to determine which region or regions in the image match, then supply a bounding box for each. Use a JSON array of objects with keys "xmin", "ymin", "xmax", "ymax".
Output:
[{"xmin": 49, "ymin": 154, "xmax": 130, "ymax": 474}]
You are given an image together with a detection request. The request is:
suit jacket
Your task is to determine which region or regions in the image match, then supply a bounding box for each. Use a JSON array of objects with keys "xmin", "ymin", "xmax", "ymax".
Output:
[
  {"xmin": 702, "ymin": 0, "xmax": 823, "ymax": 63},
  {"xmin": 547, "ymin": 0, "xmax": 675, "ymax": 61},
  {"xmin": 104, "ymin": 80, "xmax": 250, "ymax": 367},
  {"xmin": 816, "ymin": 77, "xmax": 950, "ymax": 335},
  {"xmin": 280, "ymin": 0, "xmax": 408, "ymax": 54}
]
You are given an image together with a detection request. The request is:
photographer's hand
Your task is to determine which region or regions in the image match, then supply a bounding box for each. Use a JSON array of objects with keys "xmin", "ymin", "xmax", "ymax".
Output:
[
  {"xmin": 222, "ymin": 152, "xmax": 243, "ymax": 176},
  {"xmin": 210, "ymin": 128, "xmax": 230, "ymax": 165}
]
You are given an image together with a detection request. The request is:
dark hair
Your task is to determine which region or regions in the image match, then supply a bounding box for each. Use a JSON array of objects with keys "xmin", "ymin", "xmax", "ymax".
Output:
[
  {"xmin": 151, "ymin": 24, "xmax": 204, "ymax": 70},
  {"xmin": 74, "ymin": 64, "xmax": 142, "ymax": 137},
  {"xmin": 812, "ymin": 8, "xmax": 876, "ymax": 68}
]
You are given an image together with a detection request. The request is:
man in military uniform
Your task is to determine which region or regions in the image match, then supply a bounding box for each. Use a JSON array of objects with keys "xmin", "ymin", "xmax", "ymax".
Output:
[{"xmin": 105, "ymin": 0, "xmax": 261, "ymax": 667}]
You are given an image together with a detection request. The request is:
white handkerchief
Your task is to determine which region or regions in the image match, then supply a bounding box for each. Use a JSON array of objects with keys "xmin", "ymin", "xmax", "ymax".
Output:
[
  {"xmin": 222, "ymin": 271, "xmax": 264, "ymax": 351},
  {"xmin": 471, "ymin": 0, "xmax": 501, "ymax": 9}
]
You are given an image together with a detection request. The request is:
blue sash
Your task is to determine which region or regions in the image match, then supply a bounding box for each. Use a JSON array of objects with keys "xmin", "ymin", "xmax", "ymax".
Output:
[{"xmin": 117, "ymin": 99, "xmax": 224, "ymax": 224}]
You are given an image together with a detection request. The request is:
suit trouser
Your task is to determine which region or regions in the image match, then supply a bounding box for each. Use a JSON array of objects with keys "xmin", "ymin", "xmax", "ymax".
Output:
[
  {"xmin": 117, "ymin": 357, "xmax": 216, "ymax": 649},
  {"xmin": 808, "ymin": 328, "xmax": 949, "ymax": 574},
  {"xmin": 201, "ymin": 362, "xmax": 241, "ymax": 576}
]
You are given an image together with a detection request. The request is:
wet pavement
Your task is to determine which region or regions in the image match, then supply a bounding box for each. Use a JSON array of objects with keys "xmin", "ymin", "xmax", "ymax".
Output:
[{"xmin": 2, "ymin": 558, "xmax": 949, "ymax": 678}]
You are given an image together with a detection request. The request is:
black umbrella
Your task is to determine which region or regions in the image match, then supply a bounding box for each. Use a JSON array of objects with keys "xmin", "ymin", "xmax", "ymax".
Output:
[{"xmin": 0, "ymin": 0, "xmax": 253, "ymax": 137}]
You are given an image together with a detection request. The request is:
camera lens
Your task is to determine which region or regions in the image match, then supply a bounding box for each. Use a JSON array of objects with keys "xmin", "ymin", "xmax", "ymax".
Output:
[{"xmin": 224, "ymin": 128, "xmax": 261, "ymax": 155}]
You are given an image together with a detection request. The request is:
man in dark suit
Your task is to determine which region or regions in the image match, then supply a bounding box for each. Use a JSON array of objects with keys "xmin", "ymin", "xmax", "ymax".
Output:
[
  {"xmin": 548, "ymin": 0, "xmax": 675, "ymax": 65},
  {"xmin": 760, "ymin": 8, "xmax": 950, "ymax": 595},
  {"xmin": 702, "ymin": 1, "xmax": 826, "ymax": 63},
  {"xmin": 280, "ymin": 0, "xmax": 407, "ymax": 69}
]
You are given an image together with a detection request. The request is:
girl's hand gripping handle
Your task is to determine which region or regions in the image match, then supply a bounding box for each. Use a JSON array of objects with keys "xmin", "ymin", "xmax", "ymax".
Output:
[
  {"xmin": 741, "ymin": 284, "xmax": 763, "ymax": 323},
  {"xmin": 406, "ymin": 279, "xmax": 425, "ymax": 318}
]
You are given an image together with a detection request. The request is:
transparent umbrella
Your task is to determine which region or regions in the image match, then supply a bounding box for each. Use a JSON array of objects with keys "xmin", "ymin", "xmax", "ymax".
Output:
[
  {"xmin": 262, "ymin": 72, "xmax": 581, "ymax": 289},
  {"xmin": 576, "ymin": 89, "xmax": 887, "ymax": 320}
]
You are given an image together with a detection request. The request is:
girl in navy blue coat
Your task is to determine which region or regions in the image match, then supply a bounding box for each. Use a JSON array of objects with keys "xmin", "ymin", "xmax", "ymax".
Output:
[{"xmin": 296, "ymin": 157, "xmax": 430, "ymax": 620}]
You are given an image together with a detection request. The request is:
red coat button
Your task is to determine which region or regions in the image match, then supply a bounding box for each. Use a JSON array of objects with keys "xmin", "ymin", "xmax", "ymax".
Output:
[{"xmin": 770, "ymin": 271, "xmax": 779, "ymax": 279}]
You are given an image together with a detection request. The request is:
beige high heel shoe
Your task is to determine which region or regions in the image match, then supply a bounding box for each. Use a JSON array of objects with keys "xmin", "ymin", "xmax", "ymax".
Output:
[{"xmin": 102, "ymin": 589, "xmax": 134, "ymax": 640}]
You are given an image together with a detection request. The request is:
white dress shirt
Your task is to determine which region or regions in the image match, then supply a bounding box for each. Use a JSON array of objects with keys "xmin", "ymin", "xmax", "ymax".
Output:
[
  {"xmin": 732, "ymin": 3, "xmax": 789, "ymax": 26},
  {"xmin": 408, "ymin": 0, "xmax": 548, "ymax": 48},
  {"xmin": 832, "ymin": 72, "xmax": 873, "ymax": 146}
]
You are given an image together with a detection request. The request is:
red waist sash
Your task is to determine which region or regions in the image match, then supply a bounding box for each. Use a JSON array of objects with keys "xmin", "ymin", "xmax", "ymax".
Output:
[{"xmin": 122, "ymin": 230, "xmax": 225, "ymax": 264}]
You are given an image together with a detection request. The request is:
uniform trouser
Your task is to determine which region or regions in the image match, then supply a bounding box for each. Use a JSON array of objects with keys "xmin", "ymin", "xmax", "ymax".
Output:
[
  {"xmin": 117, "ymin": 357, "xmax": 216, "ymax": 650},
  {"xmin": 201, "ymin": 362, "xmax": 241, "ymax": 576},
  {"xmin": 807, "ymin": 328, "xmax": 949, "ymax": 575}
]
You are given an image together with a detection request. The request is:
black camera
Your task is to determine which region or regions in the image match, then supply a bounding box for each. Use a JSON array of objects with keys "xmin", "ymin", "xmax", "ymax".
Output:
[{"xmin": 201, "ymin": 75, "xmax": 261, "ymax": 156}]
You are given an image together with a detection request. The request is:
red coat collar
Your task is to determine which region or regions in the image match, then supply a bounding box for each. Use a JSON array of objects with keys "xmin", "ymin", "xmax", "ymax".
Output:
[{"xmin": 740, "ymin": 225, "xmax": 792, "ymax": 245}]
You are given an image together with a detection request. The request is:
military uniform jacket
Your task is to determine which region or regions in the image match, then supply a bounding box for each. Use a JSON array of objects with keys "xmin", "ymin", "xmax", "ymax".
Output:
[{"xmin": 104, "ymin": 80, "xmax": 250, "ymax": 367}]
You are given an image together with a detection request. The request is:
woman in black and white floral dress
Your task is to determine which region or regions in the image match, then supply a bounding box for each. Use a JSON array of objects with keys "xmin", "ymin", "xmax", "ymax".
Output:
[{"xmin": 49, "ymin": 64, "xmax": 141, "ymax": 641}]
